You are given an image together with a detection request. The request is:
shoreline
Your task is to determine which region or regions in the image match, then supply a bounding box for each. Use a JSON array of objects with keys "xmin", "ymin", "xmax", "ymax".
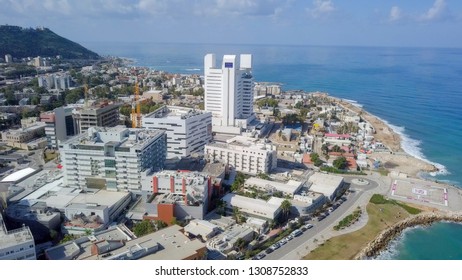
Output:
[
  {"xmin": 325, "ymin": 94, "xmax": 443, "ymax": 179},
  {"xmin": 354, "ymin": 212, "xmax": 462, "ymax": 259},
  {"xmin": 309, "ymin": 93, "xmax": 462, "ymax": 260}
]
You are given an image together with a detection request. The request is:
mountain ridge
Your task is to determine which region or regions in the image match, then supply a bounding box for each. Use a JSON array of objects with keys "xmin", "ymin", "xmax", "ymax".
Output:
[{"xmin": 0, "ymin": 25, "xmax": 100, "ymax": 60}]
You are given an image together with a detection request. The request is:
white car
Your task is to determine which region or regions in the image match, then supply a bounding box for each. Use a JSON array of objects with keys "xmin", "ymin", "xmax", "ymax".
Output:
[
  {"xmin": 291, "ymin": 229, "xmax": 303, "ymax": 237},
  {"xmin": 302, "ymin": 224, "xmax": 314, "ymax": 231}
]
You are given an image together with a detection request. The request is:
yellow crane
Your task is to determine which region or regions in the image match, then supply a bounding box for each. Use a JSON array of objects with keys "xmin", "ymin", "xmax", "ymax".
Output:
[{"xmin": 131, "ymin": 82, "xmax": 141, "ymax": 128}]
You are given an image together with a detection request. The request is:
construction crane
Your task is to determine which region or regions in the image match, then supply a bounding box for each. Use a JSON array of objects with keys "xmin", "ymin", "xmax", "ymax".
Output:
[
  {"xmin": 131, "ymin": 82, "xmax": 142, "ymax": 128},
  {"xmin": 84, "ymin": 84, "xmax": 89, "ymax": 108}
]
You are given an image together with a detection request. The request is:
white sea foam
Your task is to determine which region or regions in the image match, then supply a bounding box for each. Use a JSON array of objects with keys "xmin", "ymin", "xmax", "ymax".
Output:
[
  {"xmin": 373, "ymin": 226, "xmax": 419, "ymax": 260},
  {"xmin": 343, "ymin": 99, "xmax": 363, "ymax": 108},
  {"xmin": 380, "ymin": 119, "xmax": 449, "ymax": 176},
  {"xmin": 185, "ymin": 68, "xmax": 201, "ymax": 71}
]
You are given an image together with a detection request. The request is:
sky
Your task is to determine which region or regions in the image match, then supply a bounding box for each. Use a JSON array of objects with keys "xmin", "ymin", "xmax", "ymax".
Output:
[{"xmin": 1, "ymin": 0, "xmax": 461, "ymax": 48}]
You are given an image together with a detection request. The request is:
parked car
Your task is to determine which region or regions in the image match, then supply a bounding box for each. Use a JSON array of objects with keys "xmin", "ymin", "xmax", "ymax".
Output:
[
  {"xmin": 317, "ymin": 215, "xmax": 326, "ymax": 221},
  {"xmin": 302, "ymin": 224, "xmax": 314, "ymax": 231},
  {"xmin": 270, "ymin": 243, "xmax": 281, "ymax": 250},
  {"xmin": 291, "ymin": 229, "xmax": 303, "ymax": 237},
  {"xmin": 253, "ymin": 253, "xmax": 266, "ymax": 260}
]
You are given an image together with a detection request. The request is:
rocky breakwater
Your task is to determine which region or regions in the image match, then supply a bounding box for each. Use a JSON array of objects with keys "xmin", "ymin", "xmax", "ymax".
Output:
[{"xmin": 355, "ymin": 212, "xmax": 462, "ymax": 260}]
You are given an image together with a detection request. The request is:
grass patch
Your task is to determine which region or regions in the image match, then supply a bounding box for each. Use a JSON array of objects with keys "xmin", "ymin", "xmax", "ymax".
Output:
[
  {"xmin": 320, "ymin": 166, "xmax": 367, "ymax": 175},
  {"xmin": 304, "ymin": 202, "xmax": 411, "ymax": 260},
  {"xmin": 333, "ymin": 207, "xmax": 362, "ymax": 231},
  {"xmin": 376, "ymin": 168, "xmax": 389, "ymax": 176},
  {"xmin": 44, "ymin": 151, "xmax": 59, "ymax": 163},
  {"xmin": 370, "ymin": 194, "xmax": 421, "ymax": 215}
]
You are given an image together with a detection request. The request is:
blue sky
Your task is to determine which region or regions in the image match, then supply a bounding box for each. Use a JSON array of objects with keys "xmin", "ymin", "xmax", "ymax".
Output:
[{"xmin": 1, "ymin": 0, "xmax": 461, "ymax": 47}]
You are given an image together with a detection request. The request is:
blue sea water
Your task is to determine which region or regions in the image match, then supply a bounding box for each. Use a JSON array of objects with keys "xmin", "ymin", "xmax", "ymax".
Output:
[
  {"xmin": 375, "ymin": 222, "xmax": 462, "ymax": 260},
  {"xmin": 84, "ymin": 42, "xmax": 462, "ymax": 259},
  {"xmin": 85, "ymin": 42, "xmax": 462, "ymax": 186}
]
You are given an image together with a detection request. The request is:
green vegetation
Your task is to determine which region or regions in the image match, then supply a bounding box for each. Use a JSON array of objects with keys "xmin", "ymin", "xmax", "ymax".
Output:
[
  {"xmin": 320, "ymin": 166, "xmax": 367, "ymax": 175},
  {"xmin": 0, "ymin": 25, "xmax": 100, "ymax": 59},
  {"xmin": 333, "ymin": 207, "xmax": 362, "ymax": 231},
  {"xmin": 257, "ymin": 172, "xmax": 271, "ymax": 180},
  {"xmin": 369, "ymin": 194, "xmax": 421, "ymax": 215},
  {"xmin": 256, "ymin": 98, "xmax": 278, "ymax": 108},
  {"xmin": 304, "ymin": 201, "xmax": 412, "ymax": 259},
  {"xmin": 336, "ymin": 122, "xmax": 359, "ymax": 134},
  {"xmin": 231, "ymin": 172, "xmax": 247, "ymax": 192},
  {"xmin": 310, "ymin": 153, "xmax": 323, "ymax": 167},
  {"xmin": 333, "ymin": 156, "xmax": 348, "ymax": 169},
  {"xmin": 60, "ymin": 234, "xmax": 77, "ymax": 244},
  {"xmin": 280, "ymin": 199, "xmax": 292, "ymax": 219},
  {"xmin": 133, "ymin": 220, "xmax": 155, "ymax": 237}
]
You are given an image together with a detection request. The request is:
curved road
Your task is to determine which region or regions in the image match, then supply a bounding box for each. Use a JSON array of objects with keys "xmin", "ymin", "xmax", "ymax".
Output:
[{"xmin": 263, "ymin": 174, "xmax": 390, "ymax": 260}]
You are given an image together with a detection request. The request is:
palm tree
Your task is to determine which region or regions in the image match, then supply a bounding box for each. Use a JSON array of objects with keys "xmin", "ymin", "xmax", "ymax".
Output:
[
  {"xmin": 280, "ymin": 199, "xmax": 292, "ymax": 221},
  {"xmin": 232, "ymin": 206, "xmax": 241, "ymax": 223}
]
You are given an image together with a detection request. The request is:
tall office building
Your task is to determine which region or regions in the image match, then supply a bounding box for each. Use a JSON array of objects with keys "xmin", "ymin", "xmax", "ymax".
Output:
[{"xmin": 204, "ymin": 54, "xmax": 255, "ymax": 134}]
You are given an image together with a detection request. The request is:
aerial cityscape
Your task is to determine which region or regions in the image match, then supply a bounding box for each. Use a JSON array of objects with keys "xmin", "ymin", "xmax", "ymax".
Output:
[{"xmin": 1, "ymin": 1, "xmax": 462, "ymax": 262}]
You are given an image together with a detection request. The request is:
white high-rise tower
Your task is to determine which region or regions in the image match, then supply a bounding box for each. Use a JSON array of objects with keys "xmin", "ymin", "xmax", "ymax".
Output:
[{"xmin": 204, "ymin": 54, "xmax": 254, "ymax": 134}]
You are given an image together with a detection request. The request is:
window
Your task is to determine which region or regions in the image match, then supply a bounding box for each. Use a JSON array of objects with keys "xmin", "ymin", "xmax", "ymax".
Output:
[{"xmin": 104, "ymin": 159, "xmax": 116, "ymax": 167}]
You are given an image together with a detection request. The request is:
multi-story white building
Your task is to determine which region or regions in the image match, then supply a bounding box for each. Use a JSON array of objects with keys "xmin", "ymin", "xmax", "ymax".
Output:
[
  {"xmin": 60, "ymin": 126, "xmax": 166, "ymax": 192},
  {"xmin": 37, "ymin": 73, "xmax": 70, "ymax": 90},
  {"xmin": 0, "ymin": 214, "xmax": 36, "ymax": 260},
  {"xmin": 140, "ymin": 170, "xmax": 211, "ymax": 220},
  {"xmin": 40, "ymin": 107, "xmax": 76, "ymax": 149},
  {"xmin": 204, "ymin": 136, "xmax": 277, "ymax": 175},
  {"xmin": 142, "ymin": 106, "xmax": 212, "ymax": 159},
  {"xmin": 204, "ymin": 54, "xmax": 255, "ymax": 134}
]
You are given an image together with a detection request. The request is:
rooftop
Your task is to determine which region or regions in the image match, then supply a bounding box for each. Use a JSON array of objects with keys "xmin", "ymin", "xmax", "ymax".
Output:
[
  {"xmin": 207, "ymin": 136, "xmax": 275, "ymax": 152},
  {"xmin": 308, "ymin": 172, "xmax": 344, "ymax": 197},
  {"xmin": 245, "ymin": 177, "xmax": 303, "ymax": 195},
  {"xmin": 144, "ymin": 105, "xmax": 208, "ymax": 120},
  {"xmin": 62, "ymin": 125, "xmax": 164, "ymax": 150},
  {"xmin": 1, "ymin": 167, "xmax": 36, "ymax": 183},
  {"xmin": 222, "ymin": 193, "xmax": 281, "ymax": 219},
  {"xmin": 0, "ymin": 225, "xmax": 34, "ymax": 250}
]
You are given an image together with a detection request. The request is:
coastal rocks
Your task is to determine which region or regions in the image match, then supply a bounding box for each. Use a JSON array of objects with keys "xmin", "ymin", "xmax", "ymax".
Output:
[{"xmin": 354, "ymin": 212, "xmax": 462, "ymax": 260}]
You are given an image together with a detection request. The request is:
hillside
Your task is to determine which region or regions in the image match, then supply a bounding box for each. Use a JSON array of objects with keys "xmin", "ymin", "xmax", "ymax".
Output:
[{"xmin": 0, "ymin": 25, "xmax": 100, "ymax": 60}]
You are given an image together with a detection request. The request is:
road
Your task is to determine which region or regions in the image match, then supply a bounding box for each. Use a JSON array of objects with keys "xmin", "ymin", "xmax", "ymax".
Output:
[{"xmin": 263, "ymin": 174, "xmax": 388, "ymax": 260}]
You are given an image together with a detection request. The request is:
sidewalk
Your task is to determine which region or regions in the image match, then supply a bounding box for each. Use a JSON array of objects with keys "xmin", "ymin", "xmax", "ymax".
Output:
[{"xmin": 280, "ymin": 188, "xmax": 376, "ymax": 259}]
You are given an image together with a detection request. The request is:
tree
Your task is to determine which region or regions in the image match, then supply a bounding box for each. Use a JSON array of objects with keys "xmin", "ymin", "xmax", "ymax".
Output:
[
  {"xmin": 60, "ymin": 234, "xmax": 76, "ymax": 244},
  {"xmin": 321, "ymin": 143, "xmax": 329, "ymax": 155},
  {"xmin": 280, "ymin": 199, "xmax": 292, "ymax": 220},
  {"xmin": 232, "ymin": 207, "xmax": 242, "ymax": 224},
  {"xmin": 133, "ymin": 219, "xmax": 155, "ymax": 237},
  {"xmin": 257, "ymin": 172, "xmax": 271, "ymax": 180},
  {"xmin": 216, "ymin": 199, "xmax": 226, "ymax": 215},
  {"xmin": 65, "ymin": 87, "xmax": 84, "ymax": 104},
  {"xmin": 333, "ymin": 156, "xmax": 348, "ymax": 170}
]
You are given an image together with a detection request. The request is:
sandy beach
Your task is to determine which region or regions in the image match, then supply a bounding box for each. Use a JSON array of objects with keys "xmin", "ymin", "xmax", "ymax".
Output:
[{"xmin": 331, "ymin": 96, "xmax": 438, "ymax": 177}]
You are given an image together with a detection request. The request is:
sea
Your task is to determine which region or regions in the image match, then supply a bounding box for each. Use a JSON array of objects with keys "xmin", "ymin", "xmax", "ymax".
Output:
[{"xmin": 83, "ymin": 42, "xmax": 462, "ymax": 259}]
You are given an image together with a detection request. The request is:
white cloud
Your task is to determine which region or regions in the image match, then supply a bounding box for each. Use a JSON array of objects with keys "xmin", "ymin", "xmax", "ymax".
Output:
[
  {"xmin": 420, "ymin": 0, "xmax": 446, "ymax": 21},
  {"xmin": 306, "ymin": 0, "xmax": 335, "ymax": 19},
  {"xmin": 197, "ymin": 0, "xmax": 291, "ymax": 17},
  {"xmin": 389, "ymin": 6, "xmax": 402, "ymax": 22}
]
